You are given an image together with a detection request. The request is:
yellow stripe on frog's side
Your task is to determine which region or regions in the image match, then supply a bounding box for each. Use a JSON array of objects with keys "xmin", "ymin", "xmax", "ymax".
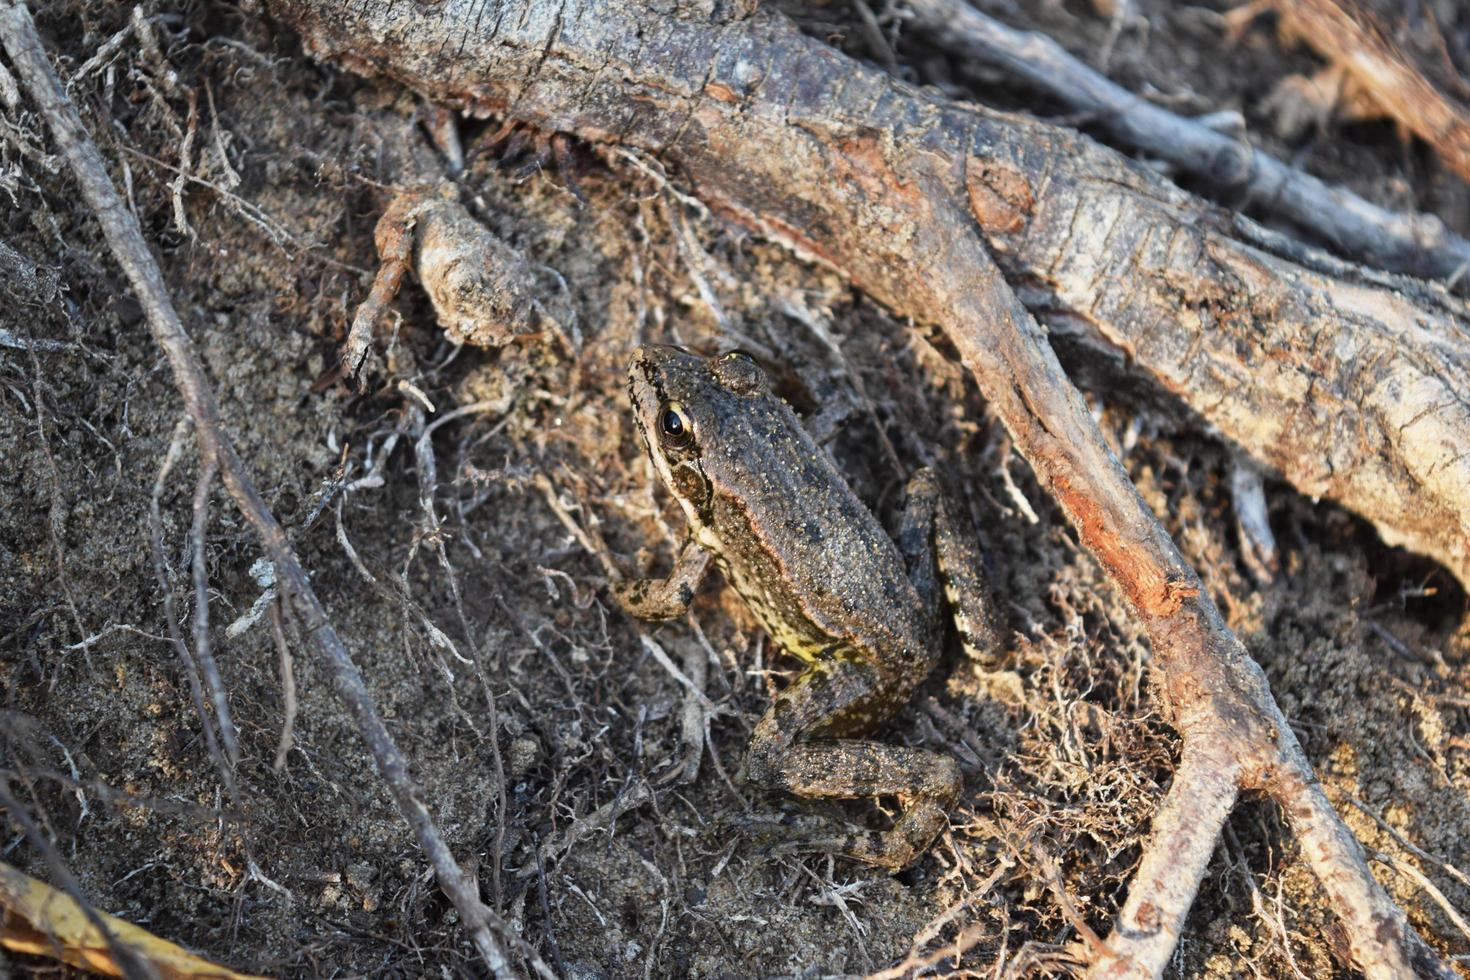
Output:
[{"xmin": 696, "ymin": 504, "xmax": 848, "ymax": 667}]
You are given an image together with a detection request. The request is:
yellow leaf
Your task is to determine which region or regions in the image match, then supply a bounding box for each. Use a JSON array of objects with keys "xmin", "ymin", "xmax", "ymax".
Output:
[{"xmin": 0, "ymin": 861, "xmax": 268, "ymax": 979}]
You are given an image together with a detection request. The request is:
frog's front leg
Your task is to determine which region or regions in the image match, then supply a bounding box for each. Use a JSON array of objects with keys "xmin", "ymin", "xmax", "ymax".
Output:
[
  {"xmin": 899, "ymin": 468, "xmax": 1000, "ymax": 665},
  {"xmin": 746, "ymin": 657, "xmax": 962, "ymax": 870},
  {"xmin": 614, "ymin": 538, "xmax": 713, "ymax": 620}
]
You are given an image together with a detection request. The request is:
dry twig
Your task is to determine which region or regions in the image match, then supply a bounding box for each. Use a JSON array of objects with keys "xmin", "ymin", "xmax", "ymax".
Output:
[
  {"xmin": 276, "ymin": 0, "xmax": 1470, "ymax": 597},
  {"xmin": 905, "ymin": 0, "xmax": 1470, "ymax": 285},
  {"xmin": 0, "ymin": 779, "xmax": 153, "ymax": 979},
  {"xmin": 148, "ymin": 418, "xmax": 240, "ymax": 808},
  {"xmin": 268, "ymin": 598, "xmax": 296, "ymax": 773},
  {"xmin": 0, "ymin": 5, "xmax": 535, "ymax": 976}
]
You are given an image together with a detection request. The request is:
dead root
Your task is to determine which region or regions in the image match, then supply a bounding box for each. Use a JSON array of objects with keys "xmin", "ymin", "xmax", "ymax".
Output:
[
  {"xmin": 345, "ymin": 183, "xmax": 578, "ymax": 381},
  {"xmin": 0, "ymin": 4, "xmax": 545, "ymax": 977}
]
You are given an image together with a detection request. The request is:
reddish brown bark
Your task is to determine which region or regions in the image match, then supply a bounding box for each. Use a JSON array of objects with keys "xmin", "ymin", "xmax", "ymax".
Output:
[{"xmin": 272, "ymin": 0, "xmax": 1470, "ymax": 594}]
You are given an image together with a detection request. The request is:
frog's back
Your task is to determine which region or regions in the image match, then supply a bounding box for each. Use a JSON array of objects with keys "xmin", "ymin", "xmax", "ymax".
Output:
[
  {"xmin": 627, "ymin": 345, "xmax": 963, "ymax": 865},
  {"xmin": 700, "ymin": 394, "xmax": 933, "ymax": 669}
]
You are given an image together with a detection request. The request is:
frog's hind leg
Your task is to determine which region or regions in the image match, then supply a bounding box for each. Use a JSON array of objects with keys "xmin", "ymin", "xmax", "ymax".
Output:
[
  {"xmin": 899, "ymin": 468, "xmax": 1001, "ymax": 665},
  {"xmin": 746, "ymin": 658, "xmax": 961, "ymax": 870},
  {"xmin": 758, "ymin": 738, "xmax": 962, "ymax": 869}
]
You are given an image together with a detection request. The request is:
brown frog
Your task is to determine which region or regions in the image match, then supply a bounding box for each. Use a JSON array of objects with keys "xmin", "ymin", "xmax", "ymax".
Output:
[{"xmin": 619, "ymin": 345, "xmax": 997, "ymax": 870}]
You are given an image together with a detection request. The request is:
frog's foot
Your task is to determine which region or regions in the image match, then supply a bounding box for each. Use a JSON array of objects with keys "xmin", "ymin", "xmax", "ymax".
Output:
[
  {"xmin": 733, "ymin": 805, "xmax": 950, "ymax": 871},
  {"xmin": 726, "ymin": 808, "xmax": 841, "ymax": 848},
  {"xmin": 749, "ymin": 739, "xmax": 961, "ymax": 871},
  {"xmin": 745, "ymin": 657, "xmax": 963, "ymax": 870}
]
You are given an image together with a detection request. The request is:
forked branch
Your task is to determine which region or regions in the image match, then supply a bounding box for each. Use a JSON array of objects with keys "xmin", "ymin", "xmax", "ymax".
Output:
[
  {"xmin": 275, "ymin": 0, "xmax": 1470, "ymax": 600},
  {"xmin": 262, "ymin": 0, "xmax": 1462, "ymax": 974}
]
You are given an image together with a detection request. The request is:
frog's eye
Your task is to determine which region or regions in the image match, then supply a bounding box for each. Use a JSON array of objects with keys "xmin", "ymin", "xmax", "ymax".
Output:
[
  {"xmin": 659, "ymin": 403, "xmax": 693, "ymax": 447},
  {"xmin": 711, "ymin": 349, "xmax": 767, "ymax": 394}
]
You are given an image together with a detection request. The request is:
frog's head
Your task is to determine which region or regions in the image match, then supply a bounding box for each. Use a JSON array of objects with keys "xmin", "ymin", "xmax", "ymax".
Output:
[{"xmin": 626, "ymin": 344, "xmax": 772, "ymax": 520}]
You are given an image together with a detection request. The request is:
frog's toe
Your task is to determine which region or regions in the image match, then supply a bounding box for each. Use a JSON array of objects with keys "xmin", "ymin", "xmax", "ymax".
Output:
[
  {"xmin": 729, "ymin": 811, "xmax": 935, "ymax": 871},
  {"xmin": 772, "ymin": 800, "xmax": 952, "ymax": 871},
  {"xmin": 848, "ymin": 803, "xmax": 951, "ymax": 870},
  {"xmin": 724, "ymin": 811, "xmax": 793, "ymax": 859},
  {"xmin": 762, "ymin": 827, "xmax": 918, "ymax": 871},
  {"xmin": 728, "ymin": 808, "xmax": 827, "ymax": 836},
  {"xmin": 726, "ymin": 809, "xmax": 862, "ymax": 858}
]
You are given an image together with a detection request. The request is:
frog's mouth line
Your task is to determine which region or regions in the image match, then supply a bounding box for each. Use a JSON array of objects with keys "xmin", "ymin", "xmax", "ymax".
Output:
[
  {"xmin": 625, "ymin": 350, "xmax": 670, "ymax": 460},
  {"xmin": 627, "ymin": 348, "xmax": 692, "ymax": 457}
]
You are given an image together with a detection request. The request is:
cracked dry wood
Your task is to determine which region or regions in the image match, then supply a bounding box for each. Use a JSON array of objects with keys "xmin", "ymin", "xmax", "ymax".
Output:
[{"xmin": 263, "ymin": 1, "xmax": 1461, "ymax": 975}]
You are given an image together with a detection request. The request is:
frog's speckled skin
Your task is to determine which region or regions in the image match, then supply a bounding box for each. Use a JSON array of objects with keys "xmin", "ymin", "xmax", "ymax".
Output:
[{"xmin": 622, "ymin": 345, "xmax": 995, "ymax": 869}]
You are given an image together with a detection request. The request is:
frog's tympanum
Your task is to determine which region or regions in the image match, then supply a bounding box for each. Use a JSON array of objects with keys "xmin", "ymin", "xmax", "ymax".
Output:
[{"xmin": 621, "ymin": 345, "xmax": 997, "ymax": 870}]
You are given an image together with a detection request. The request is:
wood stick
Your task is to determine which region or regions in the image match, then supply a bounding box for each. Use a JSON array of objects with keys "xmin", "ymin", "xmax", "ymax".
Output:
[
  {"xmin": 1087, "ymin": 739, "xmax": 1240, "ymax": 978},
  {"xmin": 0, "ymin": 777, "xmax": 154, "ymax": 979},
  {"xmin": 262, "ymin": 1, "xmax": 1459, "ymax": 973},
  {"xmin": 905, "ymin": 0, "xmax": 1470, "ymax": 286},
  {"xmin": 1267, "ymin": 0, "xmax": 1470, "ymax": 184},
  {"xmin": 0, "ymin": 5, "xmax": 535, "ymax": 977}
]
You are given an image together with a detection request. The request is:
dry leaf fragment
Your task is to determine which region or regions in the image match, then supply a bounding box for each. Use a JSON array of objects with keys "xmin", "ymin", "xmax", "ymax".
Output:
[{"xmin": 0, "ymin": 861, "xmax": 267, "ymax": 979}]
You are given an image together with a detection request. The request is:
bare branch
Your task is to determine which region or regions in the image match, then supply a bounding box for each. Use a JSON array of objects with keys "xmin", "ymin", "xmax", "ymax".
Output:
[
  {"xmin": 1087, "ymin": 738, "xmax": 1240, "ymax": 979},
  {"xmin": 258, "ymin": 1, "xmax": 1462, "ymax": 973},
  {"xmin": 905, "ymin": 0, "xmax": 1470, "ymax": 287}
]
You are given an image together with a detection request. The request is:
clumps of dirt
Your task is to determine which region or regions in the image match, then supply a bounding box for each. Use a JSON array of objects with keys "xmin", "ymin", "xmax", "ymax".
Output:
[{"xmin": 1, "ymin": 0, "xmax": 1467, "ymax": 977}]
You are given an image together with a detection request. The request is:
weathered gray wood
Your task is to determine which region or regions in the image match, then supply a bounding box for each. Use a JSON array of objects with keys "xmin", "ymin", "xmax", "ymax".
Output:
[{"xmin": 906, "ymin": 0, "xmax": 1470, "ymax": 286}]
